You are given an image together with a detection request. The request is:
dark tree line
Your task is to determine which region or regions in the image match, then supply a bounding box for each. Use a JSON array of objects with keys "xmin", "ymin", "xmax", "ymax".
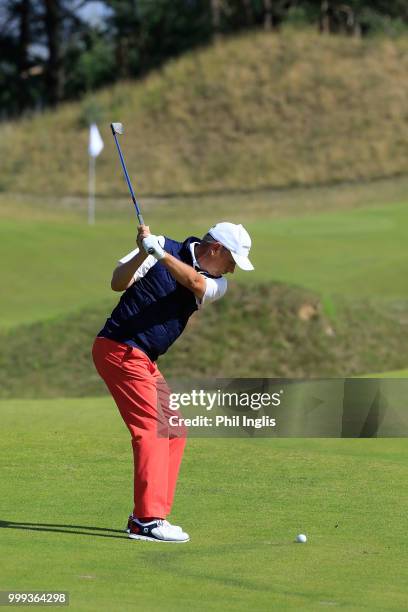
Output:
[{"xmin": 1, "ymin": 0, "xmax": 407, "ymax": 119}]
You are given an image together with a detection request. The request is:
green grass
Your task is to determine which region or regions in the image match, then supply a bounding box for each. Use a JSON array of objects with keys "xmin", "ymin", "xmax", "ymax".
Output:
[
  {"xmin": 1, "ymin": 30, "xmax": 408, "ymax": 196},
  {"xmin": 1, "ymin": 398, "xmax": 407, "ymax": 611},
  {"xmin": 3, "ymin": 283, "xmax": 408, "ymax": 397},
  {"xmin": 363, "ymin": 369, "xmax": 408, "ymax": 377},
  {"xmin": 1, "ymin": 177, "xmax": 408, "ymax": 386},
  {"xmin": 1, "ymin": 178, "xmax": 408, "ymax": 330},
  {"xmin": 249, "ymin": 199, "xmax": 408, "ymax": 296}
]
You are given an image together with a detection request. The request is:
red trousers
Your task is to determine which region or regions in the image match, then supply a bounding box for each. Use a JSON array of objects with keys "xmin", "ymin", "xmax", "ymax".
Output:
[{"xmin": 92, "ymin": 337, "xmax": 186, "ymax": 519}]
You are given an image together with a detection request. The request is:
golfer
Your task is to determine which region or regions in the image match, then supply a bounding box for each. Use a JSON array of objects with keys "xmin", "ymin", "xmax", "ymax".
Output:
[{"xmin": 92, "ymin": 222, "xmax": 254, "ymax": 543}]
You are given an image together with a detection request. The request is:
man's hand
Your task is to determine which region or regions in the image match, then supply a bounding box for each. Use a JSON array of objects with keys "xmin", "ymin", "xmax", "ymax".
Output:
[
  {"xmin": 137, "ymin": 225, "xmax": 151, "ymax": 251},
  {"xmin": 142, "ymin": 235, "xmax": 166, "ymax": 260}
]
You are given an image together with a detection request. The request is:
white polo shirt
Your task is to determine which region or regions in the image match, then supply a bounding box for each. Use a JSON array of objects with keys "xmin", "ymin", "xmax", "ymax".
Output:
[{"xmin": 119, "ymin": 237, "xmax": 227, "ymax": 307}]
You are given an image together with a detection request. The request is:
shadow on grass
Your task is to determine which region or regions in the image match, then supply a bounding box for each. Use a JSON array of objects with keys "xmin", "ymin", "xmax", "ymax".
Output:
[{"xmin": 0, "ymin": 519, "xmax": 126, "ymax": 539}]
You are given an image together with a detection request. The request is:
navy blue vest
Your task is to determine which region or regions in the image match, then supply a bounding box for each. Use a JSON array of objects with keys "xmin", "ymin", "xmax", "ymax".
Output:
[{"xmin": 98, "ymin": 236, "xmax": 201, "ymax": 362}]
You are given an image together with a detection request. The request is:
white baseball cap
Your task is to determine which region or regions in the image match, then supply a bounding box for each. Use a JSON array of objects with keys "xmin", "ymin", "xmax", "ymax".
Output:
[{"xmin": 208, "ymin": 222, "xmax": 254, "ymax": 271}]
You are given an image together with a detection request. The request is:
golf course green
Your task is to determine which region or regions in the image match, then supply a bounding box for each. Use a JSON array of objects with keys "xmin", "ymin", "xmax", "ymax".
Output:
[
  {"xmin": 1, "ymin": 398, "xmax": 407, "ymax": 611},
  {"xmin": 1, "ymin": 176, "xmax": 408, "ymax": 610}
]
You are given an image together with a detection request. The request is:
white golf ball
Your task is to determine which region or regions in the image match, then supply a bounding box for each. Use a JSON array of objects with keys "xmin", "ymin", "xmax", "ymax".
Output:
[{"xmin": 296, "ymin": 533, "xmax": 307, "ymax": 543}]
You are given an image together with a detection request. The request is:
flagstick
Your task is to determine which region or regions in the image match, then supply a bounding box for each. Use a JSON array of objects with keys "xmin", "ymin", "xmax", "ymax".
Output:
[{"xmin": 88, "ymin": 154, "xmax": 96, "ymax": 225}]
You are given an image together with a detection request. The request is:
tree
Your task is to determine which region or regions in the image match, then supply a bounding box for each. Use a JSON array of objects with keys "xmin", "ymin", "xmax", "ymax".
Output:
[
  {"xmin": 105, "ymin": 0, "xmax": 212, "ymax": 78},
  {"xmin": 0, "ymin": 0, "xmax": 44, "ymax": 116},
  {"xmin": 310, "ymin": 0, "xmax": 408, "ymax": 36},
  {"xmin": 43, "ymin": 0, "xmax": 63, "ymax": 105},
  {"xmin": 16, "ymin": 0, "xmax": 31, "ymax": 110},
  {"xmin": 264, "ymin": 0, "xmax": 273, "ymax": 30},
  {"xmin": 211, "ymin": 0, "xmax": 222, "ymax": 39},
  {"xmin": 41, "ymin": 1, "xmax": 99, "ymax": 105}
]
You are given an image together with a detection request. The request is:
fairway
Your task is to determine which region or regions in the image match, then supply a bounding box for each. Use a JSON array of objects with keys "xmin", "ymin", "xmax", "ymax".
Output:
[
  {"xmin": 1, "ymin": 398, "xmax": 407, "ymax": 611},
  {"xmin": 1, "ymin": 180, "xmax": 408, "ymax": 330}
]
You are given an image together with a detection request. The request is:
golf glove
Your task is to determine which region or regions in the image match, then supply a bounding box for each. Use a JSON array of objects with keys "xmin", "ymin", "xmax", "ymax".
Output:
[{"xmin": 142, "ymin": 235, "xmax": 166, "ymax": 260}]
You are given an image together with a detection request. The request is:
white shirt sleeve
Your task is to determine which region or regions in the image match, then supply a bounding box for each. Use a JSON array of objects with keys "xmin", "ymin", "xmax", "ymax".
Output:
[
  {"xmin": 118, "ymin": 236, "xmax": 165, "ymax": 283},
  {"xmin": 198, "ymin": 276, "xmax": 228, "ymax": 308}
]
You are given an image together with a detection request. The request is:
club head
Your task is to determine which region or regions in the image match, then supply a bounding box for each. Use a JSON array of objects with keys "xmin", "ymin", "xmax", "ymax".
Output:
[{"xmin": 111, "ymin": 122, "xmax": 124, "ymax": 135}]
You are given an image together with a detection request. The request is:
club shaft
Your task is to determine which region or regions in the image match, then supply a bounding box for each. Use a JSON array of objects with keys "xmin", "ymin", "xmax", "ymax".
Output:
[{"xmin": 111, "ymin": 131, "xmax": 145, "ymax": 225}]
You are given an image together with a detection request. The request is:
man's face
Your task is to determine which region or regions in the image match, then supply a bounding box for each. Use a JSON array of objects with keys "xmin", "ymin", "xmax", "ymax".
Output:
[{"xmin": 209, "ymin": 244, "xmax": 236, "ymax": 276}]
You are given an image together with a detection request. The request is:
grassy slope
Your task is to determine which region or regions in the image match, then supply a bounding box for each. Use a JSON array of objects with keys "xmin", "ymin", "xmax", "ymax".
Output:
[
  {"xmin": 1, "ymin": 398, "xmax": 407, "ymax": 611},
  {"xmin": 1, "ymin": 30, "xmax": 408, "ymax": 196},
  {"xmin": 2, "ymin": 283, "xmax": 408, "ymax": 398}
]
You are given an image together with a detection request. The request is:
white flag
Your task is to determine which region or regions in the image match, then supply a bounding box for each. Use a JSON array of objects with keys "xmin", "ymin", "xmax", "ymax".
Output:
[{"xmin": 88, "ymin": 123, "xmax": 104, "ymax": 157}]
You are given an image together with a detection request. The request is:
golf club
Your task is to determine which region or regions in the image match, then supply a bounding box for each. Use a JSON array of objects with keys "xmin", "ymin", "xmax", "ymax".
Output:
[{"xmin": 110, "ymin": 122, "xmax": 145, "ymax": 226}]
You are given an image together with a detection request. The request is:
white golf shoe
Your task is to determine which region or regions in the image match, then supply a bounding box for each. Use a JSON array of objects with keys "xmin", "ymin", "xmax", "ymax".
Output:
[
  {"xmin": 128, "ymin": 518, "xmax": 190, "ymax": 543},
  {"xmin": 125, "ymin": 515, "xmax": 182, "ymax": 533}
]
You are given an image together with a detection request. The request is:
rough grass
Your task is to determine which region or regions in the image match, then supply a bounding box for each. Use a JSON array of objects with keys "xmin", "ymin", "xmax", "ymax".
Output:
[
  {"xmin": 1, "ymin": 398, "xmax": 408, "ymax": 611},
  {"xmin": 2, "ymin": 283, "xmax": 408, "ymax": 398},
  {"xmin": 1, "ymin": 30, "xmax": 408, "ymax": 196}
]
